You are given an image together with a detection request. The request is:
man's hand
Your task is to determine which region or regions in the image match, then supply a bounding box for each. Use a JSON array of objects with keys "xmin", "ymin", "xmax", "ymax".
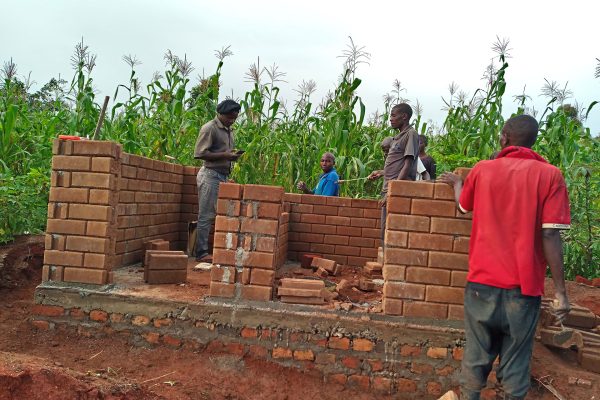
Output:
[
  {"xmin": 368, "ymin": 170, "xmax": 384, "ymax": 180},
  {"xmin": 439, "ymin": 172, "xmax": 462, "ymax": 187},
  {"xmin": 296, "ymin": 181, "xmax": 310, "ymax": 194},
  {"xmin": 552, "ymin": 294, "xmax": 571, "ymax": 324},
  {"xmin": 224, "ymin": 151, "xmax": 242, "ymax": 161},
  {"xmin": 378, "ymin": 194, "xmax": 387, "ymax": 208}
]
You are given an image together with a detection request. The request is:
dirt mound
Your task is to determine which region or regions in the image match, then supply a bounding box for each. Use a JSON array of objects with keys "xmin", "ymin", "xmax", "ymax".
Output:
[
  {"xmin": 0, "ymin": 235, "xmax": 44, "ymax": 289},
  {"xmin": 0, "ymin": 352, "xmax": 161, "ymax": 400}
]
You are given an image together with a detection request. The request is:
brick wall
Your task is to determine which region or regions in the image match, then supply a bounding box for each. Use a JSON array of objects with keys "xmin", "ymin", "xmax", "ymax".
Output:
[
  {"xmin": 382, "ymin": 180, "xmax": 472, "ymax": 320},
  {"xmin": 44, "ymin": 139, "xmax": 121, "ymax": 284},
  {"xmin": 283, "ymin": 194, "xmax": 382, "ymax": 267},
  {"xmin": 209, "ymin": 183, "xmax": 286, "ymax": 301},
  {"xmin": 115, "ymin": 153, "xmax": 186, "ymax": 266}
]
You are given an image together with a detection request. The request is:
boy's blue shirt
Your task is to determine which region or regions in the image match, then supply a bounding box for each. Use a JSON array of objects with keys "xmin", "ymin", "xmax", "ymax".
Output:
[{"xmin": 314, "ymin": 168, "xmax": 340, "ymax": 196}]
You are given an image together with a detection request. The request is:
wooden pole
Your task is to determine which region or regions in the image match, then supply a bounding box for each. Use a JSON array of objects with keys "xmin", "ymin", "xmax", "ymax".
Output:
[{"xmin": 93, "ymin": 96, "xmax": 110, "ymax": 140}]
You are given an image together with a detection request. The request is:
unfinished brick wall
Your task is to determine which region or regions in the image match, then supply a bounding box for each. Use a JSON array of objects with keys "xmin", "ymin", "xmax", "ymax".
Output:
[
  {"xmin": 284, "ymin": 194, "xmax": 382, "ymax": 266},
  {"xmin": 209, "ymin": 184, "xmax": 287, "ymax": 301},
  {"xmin": 115, "ymin": 153, "xmax": 185, "ymax": 266},
  {"xmin": 382, "ymin": 180, "xmax": 472, "ymax": 320},
  {"xmin": 44, "ymin": 140, "xmax": 121, "ymax": 284}
]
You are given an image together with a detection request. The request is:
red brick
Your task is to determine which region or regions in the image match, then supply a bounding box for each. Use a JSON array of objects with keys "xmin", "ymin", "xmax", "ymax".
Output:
[
  {"xmin": 387, "ymin": 214, "xmax": 430, "ymax": 232},
  {"xmin": 411, "ymin": 362, "xmax": 434, "ymax": 374},
  {"xmin": 404, "ymin": 301, "xmax": 449, "ymax": 319},
  {"xmin": 400, "ymin": 345, "xmax": 421, "ymax": 356},
  {"xmin": 68, "ymin": 204, "xmax": 112, "ymax": 221},
  {"xmin": 383, "ymin": 264, "xmax": 406, "ymax": 281},
  {"xmin": 336, "ymin": 226, "xmax": 362, "ymax": 236},
  {"xmin": 384, "ymin": 282, "xmax": 425, "ymax": 300},
  {"xmin": 83, "ymin": 253, "xmax": 109, "ymax": 269},
  {"xmin": 72, "ymin": 140, "xmax": 119, "ymax": 157},
  {"xmin": 255, "ymin": 237, "xmax": 276, "ymax": 252},
  {"xmin": 253, "ymin": 202, "xmax": 281, "ymax": 219},
  {"xmin": 451, "ymin": 271, "xmax": 468, "ymax": 287},
  {"xmin": 62, "ymin": 267, "xmax": 107, "ymax": 284},
  {"xmin": 243, "ymin": 184, "xmax": 284, "ymax": 203},
  {"xmin": 326, "ymin": 374, "xmax": 347, "ymax": 385},
  {"xmin": 213, "ymin": 232, "xmax": 238, "ymax": 250},
  {"xmin": 406, "ymin": 266, "xmax": 451, "ymax": 285},
  {"xmin": 142, "ymin": 332, "xmax": 160, "ymax": 344},
  {"xmin": 146, "ymin": 269, "xmax": 187, "ymax": 284},
  {"xmin": 90, "ymin": 309, "xmax": 108, "ymax": 322},
  {"xmin": 427, "ymin": 382, "xmax": 443, "ymax": 396},
  {"xmin": 241, "ymin": 285, "xmax": 272, "ymax": 301},
  {"xmin": 384, "ymin": 248, "xmax": 428, "ymax": 266},
  {"xmin": 426, "ymin": 286, "xmax": 464, "ymax": 304},
  {"xmin": 301, "ymin": 194, "xmax": 328, "ymax": 205},
  {"xmin": 213, "ymin": 249, "xmax": 236, "ymax": 265},
  {"xmin": 309, "ymin": 243, "xmax": 334, "ymax": 254},
  {"xmin": 411, "ymin": 199, "xmax": 456, "ymax": 217},
  {"xmin": 52, "ymin": 155, "xmax": 91, "ymax": 171},
  {"xmin": 335, "ymin": 245, "xmax": 361, "ymax": 256},
  {"xmin": 429, "ymin": 251, "xmax": 469, "ymax": 271},
  {"xmin": 46, "ymin": 219, "xmax": 86, "ymax": 235},
  {"xmin": 427, "ymin": 347, "xmax": 448, "ymax": 359},
  {"xmin": 363, "ymin": 208, "xmax": 381, "ymax": 219},
  {"xmin": 69, "ymin": 308, "xmax": 86, "ymax": 319},
  {"xmin": 397, "ymin": 378, "xmax": 418, "ymax": 392},
  {"xmin": 328, "ymin": 336, "xmax": 350, "ymax": 350},
  {"xmin": 389, "ymin": 180, "xmax": 434, "ymax": 198},
  {"xmin": 161, "ymin": 334, "xmax": 182, "ymax": 348},
  {"xmin": 211, "ymin": 266, "xmax": 236, "ymax": 283},
  {"xmin": 323, "ymin": 235, "xmax": 349, "ymax": 245},
  {"xmin": 248, "ymin": 345, "xmax": 268, "ymax": 358},
  {"xmin": 250, "ymin": 269, "xmax": 275, "ymax": 286},
  {"xmin": 215, "ymin": 216, "xmax": 240, "ymax": 232},
  {"xmin": 31, "ymin": 320, "xmax": 51, "ymax": 330},
  {"xmin": 348, "ymin": 237, "xmax": 374, "ymax": 248},
  {"xmin": 449, "ymin": 305, "xmax": 464, "ymax": 320},
  {"xmin": 241, "ymin": 219, "xmax": 278, "ymax": 235},
  {"xmin": 209, "ymin": 282, "xmax": 236, "ymax": 298},
  {"xmin": 147, "ymin": 252, "xmax": 187, "ymax": 270},
  {"xmin": 353, "ymin": 338, "xmax": 374, "ymax": 352},
  {"xmin": 310, "ymin": 205, "xmax": 337, "ymax": 216},
  {"xmin": 44, "ymin": 250, "xmax": 83, "ymax": 267},
  {"xmin": 339, "ymin": 207, "xmax": 364, "ymax": 217},
  {"xmin": 91, "ymin": 157, "xmax": 117, "ymax": 173},
  {"xmin": 351, "ymin": 198, "xmax": 378, "ymax": 209},
  {"xmin": 86, "ymin": 221, "xmax": 110, "ymax": 237},
  {"xmin": 434, "ymin": 182, "xmax": 455, "ymax": 200},
  {"xmin": 453, "ymin": 236, "xmax": 470, "ymax": 253},
  {"xmin": 431, "ymin": 217, "xmax": 472, "ymax": 236},
  {"xmin": 240, "ymin": 327, "xmax": 258, "ymax": 338},
  {"xmin": 383, "ymin": 297, "xmax": 403, "ymax": 315},
  {"xmin": 347, "ymin": 375, "xmax": 370, "ymax": 390},
  {"xmin": 71, "ymin": 172, "xmax": 114, "ymax": 189},
  {"xmin": 325, "ymin": 196, "xmax": 352, "ymax": 207},
  {"xmin": 216, "ymin": 199, "xmax": 241, "ymax": 216},
  {"xmin": 368, "ymin": 359, "xmax": 384, "ymax": 372},
  {"xmin": 293, "ymin": 349, "xmax": 315, "ymax": 361},
  {"xmin": 311, "ymin": 257, "xmax": 337, "ymax": 273},
  {"xmin": 32, "ymin": 304, "xmax": 64, "ymax": 317},
  {"xmin": 350, "ymin": 217, "xmax": 376, "ymax": 228},
  {"xmin": 218, "ymin": 182, "xmax": 243, "ymax": 199},
  {"xmin": 49, "ymin": 187, "xmax": 89, "ymax": 203},
  {"xmin": 372, "ymin": 376, "xmax": 392, "ymax": 393},
  {"xmin": 314, "ymin": 225, "xmax": 336, "ymax": 234},
  {"xmin": 153, "ymin": 318, "xmax": 173, "ymax": 327},
  {"xmin": 384, "ymin": 230, "xmax": 408, "ymax": 248},
  {"xmin": 453, "ymin": 347, "xmax": 464, "ymax": 360},
  {"xmin": 315, "ymin": 353, "xmax": 336, "ymax": 364},
  {"xmin": 51, "ymin": 171, "xmax": 71, "ymax": 187},
  {"xmin": 66, "ymin": 236, "xmax": 109, "ymax": 253},
  {"xmin": 436, "ymin": 365, "xmax": 455, "ymax": 376},
  {"xmin": 272, "ymin": 347, "xmax": 293, "ymax": 359},
  {"xmin": 243, "ymin": 252, "xmax": 275, "ymax": 269},
  {"xmin": 408, "ymin": 232, "xmax": 453, "ymax": 251},
  {"xmin": 131, "ymin": 315, "xmax": 151, "ymax": 326}
]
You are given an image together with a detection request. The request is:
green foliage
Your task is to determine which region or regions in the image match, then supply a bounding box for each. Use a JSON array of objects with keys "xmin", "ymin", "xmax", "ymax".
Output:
[
  {"xmin": 0, "ymin": 39, "xmax": 598, "ymax": 280},
  {"xmin": 0, "ymin": 170, "xmax": 50, "ymax": 243}
]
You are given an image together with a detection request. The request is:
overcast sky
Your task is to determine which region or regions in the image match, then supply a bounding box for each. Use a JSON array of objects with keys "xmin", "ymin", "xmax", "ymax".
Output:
[{"xmin": 2, "ymin": 0, "xmax": 599, "ymax": 134}]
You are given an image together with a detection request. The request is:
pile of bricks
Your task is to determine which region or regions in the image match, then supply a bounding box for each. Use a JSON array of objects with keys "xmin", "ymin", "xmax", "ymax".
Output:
[
  {"xmin": 311, "ymin": 257, "xmax": 339, "ymax": 277},
  {"xmin": 284, "ymin": 194, "xmax": 382, "ymax": 267},
  {"xmin": 43, "ymin": 139, "xmax": 122, "ymax": 285},
  {"xmin": 539, "ymin": 301, "xmax": 600, "ymax": 373},
  {"xmin": 277, "ymin": 278, "xmax": 325, "ymax": 305},
  {"xmin": 115, "ymin": 153, "xmax": 185, "ymax": 267},
  {"xmin": 144, "ymin": 250, "xmax": 187, "ymax": 284},
  {"xmin": 209, "ymin": 183, "xmax": 286, "ymax": 301},
  {"xmin": 382, "ymin": 179, "xmax": 471, "ymax": 320}
]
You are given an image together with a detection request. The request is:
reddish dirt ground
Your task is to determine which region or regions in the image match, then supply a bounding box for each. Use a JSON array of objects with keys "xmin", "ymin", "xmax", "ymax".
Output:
[{"xmin": 0, "ymin": 236, "xmax": 598, "ymax": 399}]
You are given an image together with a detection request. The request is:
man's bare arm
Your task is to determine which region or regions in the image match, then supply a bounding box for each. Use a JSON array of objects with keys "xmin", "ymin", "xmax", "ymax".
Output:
[
  {"xmin": 439, "ymin": 172, "xmax": 464, "ymax": 211},
  {"xmin": 543, "ymin": 228, "xmax": 570, "ymax": 323}
]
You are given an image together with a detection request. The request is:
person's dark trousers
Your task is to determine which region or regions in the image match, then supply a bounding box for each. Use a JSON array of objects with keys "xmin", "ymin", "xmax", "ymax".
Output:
[
  {"xmin": 195, "ymin": 167, "xmax": 227, "ymax": 258},
  {"xmin": 460, "ymin": 282, "xmax": 541, "ymax": 400},
  {"xmin": 380, "ymin": 201, "xmax": 387, "ymax": 243}
]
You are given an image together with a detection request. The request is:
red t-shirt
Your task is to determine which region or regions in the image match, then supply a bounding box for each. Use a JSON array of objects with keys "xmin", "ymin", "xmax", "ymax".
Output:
[{"xmin": 459, "ymin": 146, "xmax": 571, "ymax": 296}]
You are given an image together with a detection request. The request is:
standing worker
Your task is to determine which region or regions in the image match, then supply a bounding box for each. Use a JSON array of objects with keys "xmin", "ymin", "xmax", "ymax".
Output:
[
  {"xmin": 440, "ymin": 114, "xmax": 571, "ymax": 400},
  {"xmin": 368, "ymin": 103, "xmax": 420, "ymax": 239},
  {"xmin": 193, "ymin": 99, "xmax": 242, "ymax": 262}
]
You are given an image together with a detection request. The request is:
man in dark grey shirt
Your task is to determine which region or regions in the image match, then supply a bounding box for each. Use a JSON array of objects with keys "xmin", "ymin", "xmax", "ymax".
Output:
[
  {"xmin": 193, "ymin": 99, "xmax": 242, "ymax": 261},
  {"xmin": 368, "ymin": 103, "xmax": 419, "ymax": 239}
]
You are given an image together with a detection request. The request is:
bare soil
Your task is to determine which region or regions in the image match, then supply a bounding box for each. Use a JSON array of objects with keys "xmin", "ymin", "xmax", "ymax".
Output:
[{"xmin": 0, "ymin": 236, "xmax": 598, "ymax": 399}]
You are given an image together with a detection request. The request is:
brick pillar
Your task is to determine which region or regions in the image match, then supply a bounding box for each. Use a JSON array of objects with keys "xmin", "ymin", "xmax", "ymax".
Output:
[
  {"xmin": 382, "ymin": 179, "xmax": 472, "ymax": 319},
  {"xmin": 43, "ymin": 139, "xmax": 121, "ymax": 285},
  {"xmin": 209, "ymin": 183, "xmax": 285, "ymax": 301}
]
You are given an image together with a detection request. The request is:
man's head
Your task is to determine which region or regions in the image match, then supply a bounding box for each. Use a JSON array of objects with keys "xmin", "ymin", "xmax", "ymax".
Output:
[
  {"xmin": 419, "ymin": 135, "xmax": 428, "ymax": 153},
  {"xmin": 390, "ymin": 103, "xmax": 412, "ymax": 129},
  {"xmin": 500, "ymin": 115, "xmax": 538, "ymax": 149},
  {"xmin": 320, "ymin": 152, "xmax": 335, "ymax": 173},
  {"xmin": 216, "ymin": 99, "xmax": 241, "ymax": 127}
]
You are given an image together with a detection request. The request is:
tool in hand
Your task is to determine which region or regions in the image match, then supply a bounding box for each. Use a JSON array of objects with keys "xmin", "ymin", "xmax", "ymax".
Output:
[{"xmin": 336, "ymin": 177, "xmax": 369, "ymax": 184}]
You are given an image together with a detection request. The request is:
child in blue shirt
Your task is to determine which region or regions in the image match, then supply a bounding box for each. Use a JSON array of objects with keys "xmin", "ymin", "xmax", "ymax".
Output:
[{"xmin": 297, "ymin": 152, "xmax": 340, "ymax": 196}]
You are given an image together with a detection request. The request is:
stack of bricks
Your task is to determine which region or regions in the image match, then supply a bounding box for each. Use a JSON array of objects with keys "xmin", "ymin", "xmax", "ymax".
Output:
[
  {"xmin": 178, "ymin": 166, "xmax": 214, "ymax": 254},
  {"xmin": 144, "ymin": 250, "xmax": 188, "ymax": 284},
  {"xmin": 43, "ymin": 139, "xmax": 121, "ymax": 284},
  {"xmin": 115, "ymin": 153, "xmax": 184, "ymax": 266},
  {"xmin": 277, "ymin": 278, "xmax": 325, "ymax": 305},
  {"xmin": 284, "ymin": 194, "xmax": 382, "ymax": 267},
  {"xmin": 209, "ymin": 183, "xmax": 286, "ymax": 301},
  {"xmin": 382, "ymin": 179, "xmax": 472, "ymax": 320}
]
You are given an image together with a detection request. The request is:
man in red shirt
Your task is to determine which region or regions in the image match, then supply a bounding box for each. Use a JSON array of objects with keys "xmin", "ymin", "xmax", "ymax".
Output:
[{"xmin": 440, "ymin": 115, "xmax": 571, "ymax": 400}]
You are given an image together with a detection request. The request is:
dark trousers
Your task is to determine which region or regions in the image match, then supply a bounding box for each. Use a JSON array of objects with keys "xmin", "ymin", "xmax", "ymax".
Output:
[
  {"xmin": 380, "ymin": 203, "xmax": 387, "ymax": 243},
  {"xmin": 195, "ymin": 167, "xmax": 227, "ymax": 257},
  {"xmin": 460, "ymin": 282, "xmax": 541, "ymax": 400}
]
